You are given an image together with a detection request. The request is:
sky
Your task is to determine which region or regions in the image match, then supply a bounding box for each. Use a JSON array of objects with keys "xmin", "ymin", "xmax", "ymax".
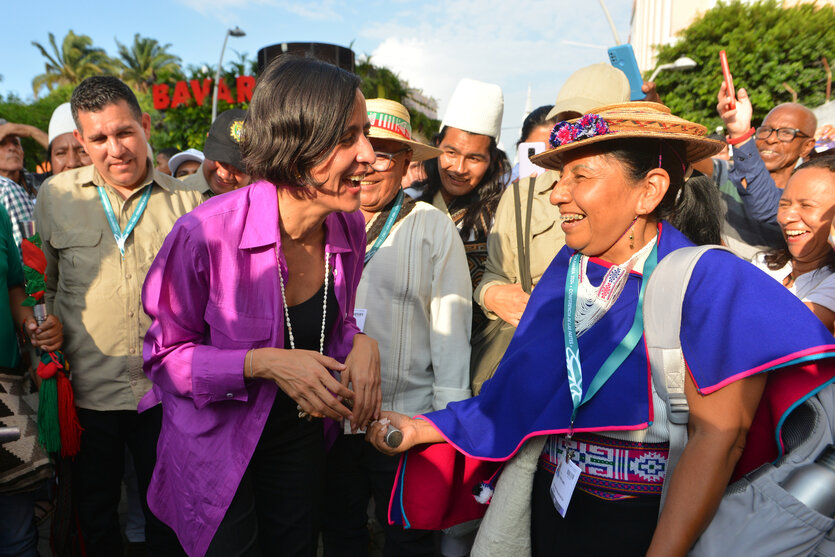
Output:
[{"xmin": 1, "ymin": 0, "xmax": 635, "ymax": 152}]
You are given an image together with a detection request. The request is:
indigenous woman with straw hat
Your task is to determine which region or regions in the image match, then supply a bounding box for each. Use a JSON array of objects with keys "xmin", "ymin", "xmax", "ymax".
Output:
[
  {"xmin": 141, "ymin": 57, "xmax": 381, "ymax": 556},
  {"xmin": 368, "ymin": 103, "xmax": 835, "ymax": 556}
]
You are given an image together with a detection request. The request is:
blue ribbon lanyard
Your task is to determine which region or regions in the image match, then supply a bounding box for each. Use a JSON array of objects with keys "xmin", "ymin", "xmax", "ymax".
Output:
[
  {"xmin": 364, "ymin": 189, "xmax": 404, "ymax": 265},
  {"xmin": 97, "ymin": 185, "xmax": 153, "ymax": 258},
  {"xmin": 563, "ymin": 240, "xmax": 659, "ymax": 436}
]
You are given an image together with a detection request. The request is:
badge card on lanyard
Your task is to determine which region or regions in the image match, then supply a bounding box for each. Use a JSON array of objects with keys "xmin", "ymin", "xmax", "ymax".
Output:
[{"xmin": 97, "ymin": 185, "xmax": 152, "ymax": 258}]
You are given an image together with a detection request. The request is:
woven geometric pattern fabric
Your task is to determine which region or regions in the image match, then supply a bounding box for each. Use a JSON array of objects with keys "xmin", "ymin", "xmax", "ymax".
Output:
[{"xmin": 0, "ymin": 373, "xmax": 52, "ymax": 494}]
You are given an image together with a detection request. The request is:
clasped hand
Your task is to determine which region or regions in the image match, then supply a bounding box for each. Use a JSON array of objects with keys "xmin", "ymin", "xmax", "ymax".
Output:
[
  {"xmin": 249, "ymin": 334, "xmax": 381, "ymax": 429},
  {"xmin": 24, "ymin": 314, "xmax": 63, "ymax": 353}
]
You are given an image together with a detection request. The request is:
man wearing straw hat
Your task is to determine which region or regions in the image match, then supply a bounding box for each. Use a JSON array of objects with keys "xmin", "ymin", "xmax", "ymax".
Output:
[{"xmin": 321, "ymin": 98, "xmax": 472, "ymax": 557}]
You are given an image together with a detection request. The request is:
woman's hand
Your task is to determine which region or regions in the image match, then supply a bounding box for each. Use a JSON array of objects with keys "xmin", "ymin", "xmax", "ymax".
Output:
[
  {"xmin": 484, "ymin": 283, "xmax": 530, "ymax": 327},
  {"xmin": 342, "ymin": 334, "xmax": 382, "ymax": 432},
  {"xmin": 366, "ymin": 411, "xmax": 444, "ymax": 456},
  {"xmin": 25, "ymin": 314, "xmax": 63, "ymax": 353},
  {"xmin": 250, "ymin": 348, "xmax": 354, "ymax": 420}
]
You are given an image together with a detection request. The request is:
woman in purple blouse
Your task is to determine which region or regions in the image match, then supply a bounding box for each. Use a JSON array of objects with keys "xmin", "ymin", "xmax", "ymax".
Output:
[{"xmin": 140, "ymin": 58, "xmax": 382, "ymax": 556}]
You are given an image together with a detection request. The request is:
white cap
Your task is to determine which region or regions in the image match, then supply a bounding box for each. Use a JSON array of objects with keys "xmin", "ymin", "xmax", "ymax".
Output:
[
  {"xmin": 441, "ymin": 78, "xmax": 504, "ymax": 141},
  {"xmin": 48, "ymin": 102, "xmax": 77, "ymax": 145},
  {"xmin": 168, "ymin": 148, "xmax": 205, "ymax": 175}
]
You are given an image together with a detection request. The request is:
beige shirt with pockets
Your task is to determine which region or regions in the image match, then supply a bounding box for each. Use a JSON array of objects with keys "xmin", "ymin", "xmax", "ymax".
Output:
[
  {"xmin": 474, "ymin": 170, "xmax": 566, "ymax": 319},
  {"xmin": 36, "ymin": 164, "xmax": 203, "ymax": 411}
]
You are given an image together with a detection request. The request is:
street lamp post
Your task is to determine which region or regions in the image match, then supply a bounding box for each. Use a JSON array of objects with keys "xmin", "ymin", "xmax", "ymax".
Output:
[
  {"xmin": 648, "ymin": 56, "xmax": 697, "ymax": 83},
  {"xmin": 211, "ymin": 26, "xmax": 246, "ymax": 123}
]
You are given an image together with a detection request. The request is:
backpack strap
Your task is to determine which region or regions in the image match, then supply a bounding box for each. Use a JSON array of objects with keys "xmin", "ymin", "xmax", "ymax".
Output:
[{"xmin": 643, "ymin": 245, "xmax": 735, "ymax": 512}]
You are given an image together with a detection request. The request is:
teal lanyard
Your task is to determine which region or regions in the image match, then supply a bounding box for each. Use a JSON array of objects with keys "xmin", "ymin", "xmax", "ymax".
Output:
[
  {"xmin": 563, "ymin": 239, "xmax": 659, "ymax": 432},
  {"xmin": 97, "ymin": 185, "xmax": 152, "ymax": 257},
  {"xmin": 364, "ymin": 189, "xmax": 404, "ymax": 265}
]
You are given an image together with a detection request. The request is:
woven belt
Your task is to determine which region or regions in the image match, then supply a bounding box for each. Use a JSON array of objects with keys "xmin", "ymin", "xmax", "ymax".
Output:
[{"xmin": 540, "ymin": 433, "xmax": 669, "ymax": 499}]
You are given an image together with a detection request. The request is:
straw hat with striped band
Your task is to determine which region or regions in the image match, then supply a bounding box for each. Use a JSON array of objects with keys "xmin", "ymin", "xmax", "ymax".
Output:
[
  {"xmin": 531, "ymin": 102, "xmax": 725, "ymax": 170},
  {"xmin": 366, "ymin": 98, "xmax": 442, "ymax": 162}
]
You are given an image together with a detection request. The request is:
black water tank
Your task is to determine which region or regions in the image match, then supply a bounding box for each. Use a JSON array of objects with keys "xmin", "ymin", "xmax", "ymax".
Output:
[{"xmin": 257, "ymin": 42, "xmax": 355, "ymax": 75}]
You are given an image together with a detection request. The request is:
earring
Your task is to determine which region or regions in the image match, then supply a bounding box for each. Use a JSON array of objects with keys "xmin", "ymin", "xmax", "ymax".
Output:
[{"xmin": 629, "ymin": 227, "xmax": 634, "ymax": 250}]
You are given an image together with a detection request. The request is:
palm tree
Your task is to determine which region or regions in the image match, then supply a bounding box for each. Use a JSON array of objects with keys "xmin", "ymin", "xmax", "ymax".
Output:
[
  {"xmin": 115, "ymin": 34, "xmax": 182, "ymax": 93},
  {"xmin": 226, "ymin": 50, "xmax": 257, "ymax": 77},
  {"xmin": 31, "ymin": 31, "xmax": 114, "ymax": 98}
]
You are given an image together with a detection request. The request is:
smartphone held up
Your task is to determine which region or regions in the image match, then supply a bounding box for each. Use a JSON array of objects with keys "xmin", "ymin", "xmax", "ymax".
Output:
[{"xmin": 720, "ymin": 50, "xmax": 735, "ymax": 110}]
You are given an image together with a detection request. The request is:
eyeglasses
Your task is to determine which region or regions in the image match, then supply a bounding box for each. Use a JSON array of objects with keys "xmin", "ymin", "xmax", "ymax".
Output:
[
  {"xmin": 370, "ymin": 148, "xmax": 410, "ymax": 172},
  {"xmin": 755, "ymin": 126, "xmax": 810, "ymax": 142}
]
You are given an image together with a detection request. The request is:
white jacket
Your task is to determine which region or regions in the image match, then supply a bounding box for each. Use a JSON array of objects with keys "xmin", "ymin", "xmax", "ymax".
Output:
[{"xmin": 356, "ymin": 201, "xmax": 473, "ymax": 415}]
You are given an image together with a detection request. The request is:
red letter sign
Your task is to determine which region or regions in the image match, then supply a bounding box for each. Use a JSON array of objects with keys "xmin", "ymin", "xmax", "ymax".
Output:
[
  {"xmin": 152, "ymin": 84, "xmax": 170, "ymax": 110},
  {"xmin": 236, "ymin": 76, "xmax": 255, "ymax": 103},
  {"xmin": 190, "ymin": 79, "xmax": 212, "ymax": 106}
]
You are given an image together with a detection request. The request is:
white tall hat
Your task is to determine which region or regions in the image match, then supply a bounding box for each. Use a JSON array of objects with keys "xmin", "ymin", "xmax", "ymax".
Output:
[
  {"xmin": 48, "ymin": 102, "xmax": 77, "ymax": 145},
  {"xmin": 441, "ymin": 78, "xmax": 504, "ymax": 141}
]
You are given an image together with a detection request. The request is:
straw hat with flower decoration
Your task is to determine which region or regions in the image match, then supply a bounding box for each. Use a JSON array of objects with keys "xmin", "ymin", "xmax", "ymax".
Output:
[
  {"xmin": 366, "ymin": 98, "xmax": 442, "ymax": 162},
  {"xmin": 531, "ymin": 102, "xmax": 725, "ymax": 170}
]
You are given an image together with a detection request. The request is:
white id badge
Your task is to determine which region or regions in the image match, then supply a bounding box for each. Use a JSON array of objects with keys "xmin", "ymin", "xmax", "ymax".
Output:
[
  {"xmin": 549, "ymin": 457, "xmax": 581, "ymax": 517},
  {"xmin": 353, "ymin": 309, "xmax": 367, "ymax": 332}
]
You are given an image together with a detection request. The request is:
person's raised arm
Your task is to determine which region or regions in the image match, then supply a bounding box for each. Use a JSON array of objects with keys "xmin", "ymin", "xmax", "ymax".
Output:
[
  {"xmin": 0, "ymin": 122, "xmax": 48, "ymax": 150},
  {"xmin": 717, "ymin": 82, "xmax": 782, "ymax": 224}
]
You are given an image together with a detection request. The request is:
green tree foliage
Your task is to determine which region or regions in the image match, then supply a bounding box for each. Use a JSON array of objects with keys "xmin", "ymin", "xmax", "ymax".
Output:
[
  {"xmin": 115, "ymin": 34, "xmax": 183, "ymax": 93},
  {"xmin": 31, "ymin": 31, "xmax": 116, "ymax": 98},
  {"xmin": 147, "ymin": 64, "xmax": 250, "ymax": 152},
  {"xmin": 356, "ymin": 57, "xmax": 441, "ymax": 141},
  {"xmin": 653, "ymin": 0, "xmax": 835, "ymax": 131}
]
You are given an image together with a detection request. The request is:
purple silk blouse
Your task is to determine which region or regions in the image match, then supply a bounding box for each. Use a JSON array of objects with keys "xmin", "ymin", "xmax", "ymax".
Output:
[{"xmin": 139, "ymin": 181, "xmax": 364, "ymax": 556}]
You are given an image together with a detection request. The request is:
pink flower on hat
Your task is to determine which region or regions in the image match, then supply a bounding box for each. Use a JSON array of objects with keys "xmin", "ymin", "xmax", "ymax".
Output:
[{"xmin": 549, "ymin": 114, "xmax": 613, "ymax": 147}]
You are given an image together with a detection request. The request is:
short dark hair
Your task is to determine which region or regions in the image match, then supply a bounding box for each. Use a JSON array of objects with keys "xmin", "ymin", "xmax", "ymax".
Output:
[
  {"xmin": 70, "ymin": 76, "xmax": 142, "ymax": 131},
  {"xmin": 517, "ymin": 105, "xmax": 556, "ymax": 148},
  {"xmin": 794, "ymin": 154, "xmax": 835, "ymax": 174},
  {"xmin": 241, "ymin": 57, "xmax": 361, "ymax": 188},
  {"xmin": 158, "ymin": 147, "xmax": 179, "ymax": 159}
]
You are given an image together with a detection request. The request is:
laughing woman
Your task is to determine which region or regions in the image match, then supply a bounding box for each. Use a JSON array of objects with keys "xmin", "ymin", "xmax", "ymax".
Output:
[
  {"xmin": 368, "ymin": 104, "xmax": 835, "ymax": 556},
  {"xmin": 755, "ymin": 156, "xmax": 835, "ymax": 333},
  {"xmin": 141, "ymin": 58, "xmax": 381, "ymax": 557}
]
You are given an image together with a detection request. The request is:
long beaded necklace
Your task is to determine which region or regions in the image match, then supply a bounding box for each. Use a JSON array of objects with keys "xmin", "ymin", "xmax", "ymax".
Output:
[
  {"xmin": 276, "ymin": 246, "xmax": 331, "ymax": 354},
  {"xmin": 276, "ymin": 246, "xmax": 331, "ymax": 420}
]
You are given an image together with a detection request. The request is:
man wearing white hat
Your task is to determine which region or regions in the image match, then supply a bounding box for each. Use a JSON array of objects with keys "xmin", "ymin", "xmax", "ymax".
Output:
[
  {"xmin": 417, "ymin": 78, "xmax": 510, "ymax": 342},
  {"xmin": 46, "ymin": 102, "xmax": 91, "ymax": 175},
  {"xmin": 167, "ymin": 148, "xmax": 205, "ymax": 179},
  {"xmin": 321, "ymin": 99, "xmax": 472, "ymax": 557}
]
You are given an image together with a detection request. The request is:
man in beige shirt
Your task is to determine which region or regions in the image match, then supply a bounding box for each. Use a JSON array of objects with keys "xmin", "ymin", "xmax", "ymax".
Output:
[{"xmin": 36, "ymin": 76, "xmax": 201, "ymax": 556}]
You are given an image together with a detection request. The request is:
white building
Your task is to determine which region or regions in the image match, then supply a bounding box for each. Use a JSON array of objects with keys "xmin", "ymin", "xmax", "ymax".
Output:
[
  {"xmin": 629, "ymin": 0, "xmax": 719, "ymax": 73},
  {"xmin": 629, "ymin": 0, "xmax": 835, "ymax": 73}
]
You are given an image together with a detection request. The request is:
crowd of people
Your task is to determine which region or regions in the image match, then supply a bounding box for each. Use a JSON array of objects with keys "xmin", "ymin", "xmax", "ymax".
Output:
[{"xmin": 1, "ymin": 51, "xmax": 835, "ymax": 557}]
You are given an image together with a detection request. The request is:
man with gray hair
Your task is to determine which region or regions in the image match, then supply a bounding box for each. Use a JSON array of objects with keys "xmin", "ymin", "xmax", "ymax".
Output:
[{"xmin": 36, "ymin": 75, "xmax": 201, "ymax": 556}]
